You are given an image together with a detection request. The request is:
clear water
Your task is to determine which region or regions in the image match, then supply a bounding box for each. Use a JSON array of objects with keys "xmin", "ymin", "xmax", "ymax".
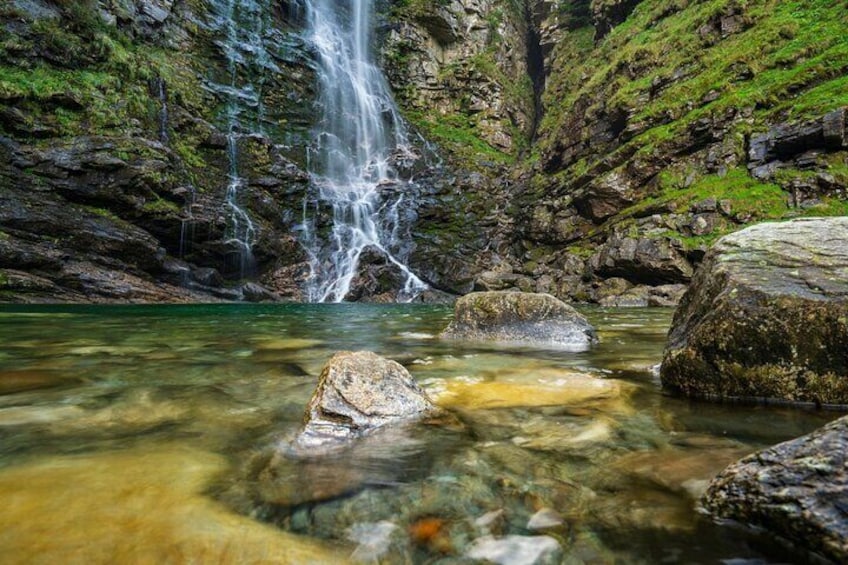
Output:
[
  {"xmin": 300, "ymin": 0, "xmax": 426, "ymax": 302},
  {"xmin": 0, "ymin": 304, "xmax": 835, "ymax": 563}
]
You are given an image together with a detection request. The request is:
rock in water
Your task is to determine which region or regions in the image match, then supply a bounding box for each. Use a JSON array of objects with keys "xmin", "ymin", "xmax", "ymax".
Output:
[
  {"xmin": 661, "ymin": 218, "xmax": 848, "ymax": 405},
  {"xmin": 440, "ymin": 291, "xmax": 598, "ymax": 351},
  {"xmin": 465, "ymin": 535, "xmax": 562, "ymax": 565},
  {"xmin": 702, "ymin": 415, "xmax": 848, "ymax": 563},
  {"xmin": 295, "ymin": 351, "xmax": 437, "ymax": 448}
]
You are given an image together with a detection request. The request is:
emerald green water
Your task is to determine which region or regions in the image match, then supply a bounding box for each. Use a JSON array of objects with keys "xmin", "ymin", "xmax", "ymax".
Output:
[{"xmin": 0, "ymin": 304, "xmax": 836, "ymax": 563}]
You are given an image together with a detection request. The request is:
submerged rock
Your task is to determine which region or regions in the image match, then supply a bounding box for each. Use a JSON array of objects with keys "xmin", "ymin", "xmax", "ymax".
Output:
[
  {"xmin": 432, "ymin": 375, "xmax": 622, "ymax": 411},
  {"xmin": 661, "ymin": 218, "xmax": 848, "ymax": 406},
  {"xmin": 465, "ymin": 534, "xmax": 561, "ymax": 565},
  {"xmin": 702, "ymin": 415, "xmax": 848, "ymax": 563},
  {"xmin": 0, "ymin": 446, "xmax": 347, "ymax": 563},
  {"xmin": 256, "ymin": 426, "xmax": 432, "ymax": 507},
  {"xmin": 440, "ymin": 291, "xmax": 598, "ymax": 351},
  {"xmin": 294, "ymin": 351, "xmax": 438, "ymax": 449}
]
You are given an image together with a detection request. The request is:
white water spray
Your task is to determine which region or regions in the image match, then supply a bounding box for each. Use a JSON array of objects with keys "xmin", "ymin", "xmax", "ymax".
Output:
[{"xmin": 300, "ymin": 0, "xmax": 427, "ymax": 302}]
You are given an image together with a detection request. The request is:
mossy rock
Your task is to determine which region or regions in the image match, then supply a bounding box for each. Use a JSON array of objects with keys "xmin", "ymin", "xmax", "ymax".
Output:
[
  {"xmin": 660, "ymin": 217, "xmax": 848, "ymax": 406},
  {"xmin": 441, "ymin": 291, "xmax": 598, "ymax": 351}
]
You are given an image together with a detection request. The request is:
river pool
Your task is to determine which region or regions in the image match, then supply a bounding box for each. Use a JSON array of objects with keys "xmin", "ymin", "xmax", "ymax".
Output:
[{"xmin": 0, "ymin": 304, "xmax": 836, "ymax": 563}]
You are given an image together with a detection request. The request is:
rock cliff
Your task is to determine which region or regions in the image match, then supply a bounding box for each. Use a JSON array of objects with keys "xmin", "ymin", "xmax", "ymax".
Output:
[
  {"xmin": 385, "ymin": 0, "xmax": 848, "ymax": 302},
  {"xmin": 1, "ymin": 0, "xmax": 314, "ymax": 302},
  {"xmin": 1, "ymin": 0, "xmax": 846, "ymax": 303}
]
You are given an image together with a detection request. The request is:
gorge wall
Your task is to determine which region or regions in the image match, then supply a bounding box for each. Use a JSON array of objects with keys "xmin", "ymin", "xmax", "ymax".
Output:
[
  {"xmin": 1, "ymin": 0, "xmax": 846, "ymax": 303},
  {"xmin": 384, "ymin": 0, "xmax": 848, "ymax": 305},
  {"xmin": 1, "ymin": 0, "xmax": 315, "ymax": 302}
]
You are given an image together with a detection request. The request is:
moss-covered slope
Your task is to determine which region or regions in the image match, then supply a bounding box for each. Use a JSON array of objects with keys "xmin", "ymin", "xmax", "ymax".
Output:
[{"xmin": 444, "ymin": 0, "xmax": 848, "ymax": 303}]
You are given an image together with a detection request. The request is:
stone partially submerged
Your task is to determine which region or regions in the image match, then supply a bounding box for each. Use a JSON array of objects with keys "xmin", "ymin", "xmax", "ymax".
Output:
[
  {"xmin": 441, "ymin": 291, "xmax": 598, "ymax": 351},
  {"xmin": 661, "ymin": 218, "xmax": 848, "ymax": 406},
  {"xmin": 702, "ymin": 415, "xmax": 848, "ymax": 563},
  {"xmin": 294, "ymin": 351, "xmax": 438, "ymax": 449}
]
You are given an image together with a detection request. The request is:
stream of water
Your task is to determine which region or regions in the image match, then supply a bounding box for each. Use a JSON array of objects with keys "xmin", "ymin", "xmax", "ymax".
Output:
[
  {"xmin": 0, "ymin": 304, "xmax": 835, "ymax": 563},
  {"xmin": 207, "ymin": 0, "xmax": 280, "ymax": 278},
  {"xmin": 299, "ymin": 0, "xmax": 427, "ymax": 303}
]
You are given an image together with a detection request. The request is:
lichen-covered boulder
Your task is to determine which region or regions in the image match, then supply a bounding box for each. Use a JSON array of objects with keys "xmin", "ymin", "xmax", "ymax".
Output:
[
  {"xmin": 660, "ymin": 218, "xmax": 848, "ymax": 406},
  {"xmin": 294, "ymin": 351, "xmax": 438, "ymax": 449},
  {"xmin": 702, "ymin": 415, "xmax": 848, "ymax": 563},
  {"xmin": 441, "ymin": 291, "xmax": 598, "ymax": 351}
]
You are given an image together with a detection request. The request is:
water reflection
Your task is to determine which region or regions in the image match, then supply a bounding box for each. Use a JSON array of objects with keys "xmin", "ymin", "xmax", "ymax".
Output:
[{"xmin": 0, "ymin": 304, "xmax": 837, "ymax": 563}]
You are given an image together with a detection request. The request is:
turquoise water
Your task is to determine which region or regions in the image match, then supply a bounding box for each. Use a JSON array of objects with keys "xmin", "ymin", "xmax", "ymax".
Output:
[{"xmin": 0, "ymin": 304, "xmax": 836, "ymax": 563}]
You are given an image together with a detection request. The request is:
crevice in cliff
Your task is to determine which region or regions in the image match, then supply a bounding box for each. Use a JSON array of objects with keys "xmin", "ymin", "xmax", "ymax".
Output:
[{"xmin": 524, "ymin": 0, "xmax": 545, "ymax": 143}]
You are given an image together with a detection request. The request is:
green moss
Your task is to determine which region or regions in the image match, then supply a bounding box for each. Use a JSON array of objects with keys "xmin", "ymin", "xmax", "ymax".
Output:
[
  {"xmin": 566, "ymin": 245, "xmax": 595, "ymax": 259},
  {"xmin": 405, "ymin": 109, "xmax": 512, "ymax": 168},
  {"xmin": 538, "ymin": 0, "xmax": 848, "ymax": 167},
  {"xmin": 0, "ymin": 65, "xmax": 116, "ymax": 100},
  {"xmin": 143, "ymin": 198, "xmax": 181, "ymax": 215},
  {"xmin": 83, "ymin": 205, "xmax": 121, "ymax": 222}
]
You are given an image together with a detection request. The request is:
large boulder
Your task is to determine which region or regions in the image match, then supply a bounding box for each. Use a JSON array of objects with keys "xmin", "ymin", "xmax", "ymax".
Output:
[
  {"xmin": 661, "ymin": 218, "xmax": 848, "ymax": 406},
  {"xmin": 701, "ymin": 415, "xmax": 848, "ymax": 563},
  {"xmin": 294, "ymin": 351, "xmax": 438, "ymax": 449},
  {"xmin": 440, "ymin": 291, "xmax": 598, "ymax": 351}
]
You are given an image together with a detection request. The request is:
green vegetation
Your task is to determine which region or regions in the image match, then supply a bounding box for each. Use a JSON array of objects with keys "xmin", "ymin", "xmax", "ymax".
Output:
[
  {"xmin": 0, "ymin": 5, "xmax": 208, "ymax": 139},
  {"xmin": 608, "ymin": 166, "xmax": 848, "ymax": 250},
  {"xmin": 530, "ymin": 0, "xmax": 847, "ymax": 256},
  {"xmin": 405, "ymin": 109, "xmax": 512, "ymax": 167},
  {"xmin": 540, "ymin": 0, "xmax": 848, "ymax": 155},
  {"xmin": 83, "ymin": 205, "xmax": 122, "ymax": 222},
  {"xmin": 143, "ymin": 198, "xmax": 181, "ymax": 215}
]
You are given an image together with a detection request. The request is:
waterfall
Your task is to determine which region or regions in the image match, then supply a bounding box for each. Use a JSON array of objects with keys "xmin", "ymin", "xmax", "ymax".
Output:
[
  {"xmin": 300, "ymin": 0, "xmax": 427, "ymax": 303},
  {"xmin": 207, "ymin": 0, "xmax": 279, "ymax": 278}
]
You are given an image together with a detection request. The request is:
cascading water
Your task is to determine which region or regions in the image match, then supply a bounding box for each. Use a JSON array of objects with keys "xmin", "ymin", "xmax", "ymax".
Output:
[
  {"xmin": 207, "ymin": 0, "xmax": 278, "ymax": 278},
  {"xmin": 300, "ymin": 0, "xmax": 427, "ymax": 303}
]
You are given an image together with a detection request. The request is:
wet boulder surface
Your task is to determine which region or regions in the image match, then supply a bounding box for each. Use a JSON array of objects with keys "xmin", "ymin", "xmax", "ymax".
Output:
[
  {"xmin": 702, "ymin": 415, "xmax": 848, "ymax": 564},
  {"xmin": 294, "ymin": 351, "xmax": 439, "ymax": 449},
  {"xmin": 441, "ymin": 291, "xmax": 598, "ymax": 351},
  {"xmin": 661, "ymin": 217, "xmax": 848, "ymax": 406}
]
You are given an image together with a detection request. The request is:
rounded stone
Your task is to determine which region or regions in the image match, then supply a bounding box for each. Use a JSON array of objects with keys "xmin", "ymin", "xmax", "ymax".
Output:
[
  {"xmin": 440, "ymin": 291, "xmax": 598, "ymax": 351},
  {"xmin": 295, "ymin": 351, "xmax": 437, "ymax": 448}
]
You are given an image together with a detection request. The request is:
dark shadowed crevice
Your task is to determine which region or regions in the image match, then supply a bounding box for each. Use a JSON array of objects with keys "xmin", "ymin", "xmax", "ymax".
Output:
[{"xmin": 524, "ymin": 0, "xmax": 546, "ymax": 142}]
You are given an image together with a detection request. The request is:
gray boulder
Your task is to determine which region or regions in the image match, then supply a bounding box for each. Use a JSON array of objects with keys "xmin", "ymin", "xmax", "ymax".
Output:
[
  {"xmin": 661, "ymin": 218, "xmax": 848, "ymax": 405},
  {"xmin": 294, "ymin": 351, "xmax": 438, "ymax": 449},
  {"xmin": 702, "ymin": 415, "xmax": 848, "ymax": 563},
  {"xmin": 441, "ymin": 291, "xmax": 598, "ymax": 351}
]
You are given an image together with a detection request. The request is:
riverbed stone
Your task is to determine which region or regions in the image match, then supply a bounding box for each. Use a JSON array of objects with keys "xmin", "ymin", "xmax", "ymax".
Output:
[
  {"xmin": 432, "ymin": 375, "xmax": 622, "ymax": 411},
  {"xmin": 294, "ymin": 351, "xmax": 438, "ymax": 448},
  {"xmin": 465, "ymin": 534, "xmax": 562, "ymax": 565},
  {"xmin": 440, "ymin": 291, "xmax": 598, "ymax": 351},
  {"xmin": 660, "ymin": 218, "xmax": 848, "ymax": 405},
  {"xmin": 0, "ymin": 446, "xmax": 347, "ymax": 563},
  {"xmin": 701, "ymin": 415, "xmax": 848, "ymax": 563}
]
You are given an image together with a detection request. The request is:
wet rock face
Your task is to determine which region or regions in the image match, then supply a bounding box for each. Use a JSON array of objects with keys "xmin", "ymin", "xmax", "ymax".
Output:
[
  {"xmin": 441, "ymin": 291, "xmax": 598, "ymax": 350},
  {"xmin": 661, "ymin": 218, "xmax": 848, "ymax": 405},
  {"xmin": 702, "ymin": 415, "xmax": 848, "ymax": 564},
  {"xmin": 295, "ymin": 351, "xmax": 438, "ymax": 448},
  {"xmin": 0, "ymin": 1, "xmax": 314, "ymax": 303}
]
